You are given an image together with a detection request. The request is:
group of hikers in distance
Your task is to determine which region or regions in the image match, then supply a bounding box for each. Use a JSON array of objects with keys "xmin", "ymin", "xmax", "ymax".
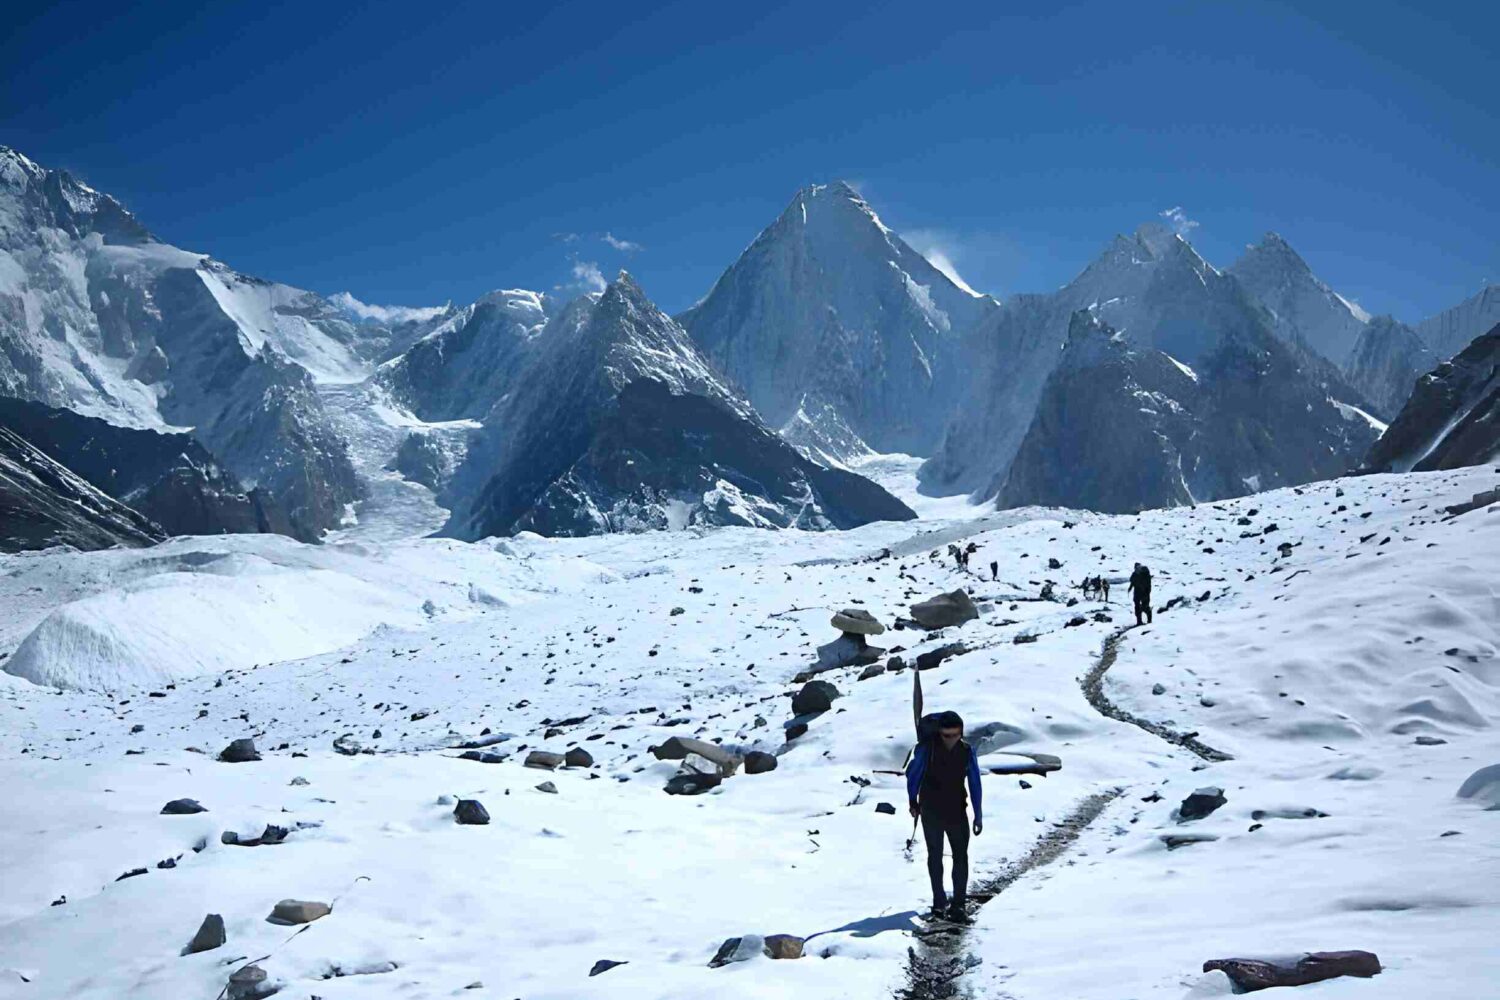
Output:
[{"xmin": 905, "ymin": 559, "xmax": 1154, "ymax": 922}]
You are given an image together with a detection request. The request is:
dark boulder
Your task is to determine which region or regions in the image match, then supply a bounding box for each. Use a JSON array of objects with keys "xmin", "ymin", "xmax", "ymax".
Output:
[
  {"xmin": 1177, "ymin": 787, "xmax": 1227, "ymax": 822},
  {"xmin": 744, "ymin": 751, "xmax": 778, "ymax": 775},
  {"xmin": 1204, "ymin": 951, "xmax": 1381, "ymax": 991},
  {"xmin": 791, "ymin": 680, "xmax": 840, "ymax": 715},
  {"xmin": 908, "ymin": 590, "xmax": 979, "ymax": 630},
  {"xmin": 162, "ymin": 798, "xmax": 208, "ymax": 815},
  {"xmin": 915, "ymin": 642, "xmax": 967, "ymax": 671},
  {"xmin": 564, "ymin": 747, "xmax": 595, "ymax": 768},
  {"xmin": 183, "ymin": 913, "xmax": 226, "ymax": 955},
  {"xmin": 589, "ymin": 959, "xmax": 627, "ymax": 977},
  {"xmin": 454, "ymin": 799, "xmax": 491, "ymax": 825},
  {"xmin": 218, "ymin": 739, "xmax": 260, "ymax": 763},
  {"xmin": 665, "ymin": 772, "xmax": 722, "ymax": 795}
]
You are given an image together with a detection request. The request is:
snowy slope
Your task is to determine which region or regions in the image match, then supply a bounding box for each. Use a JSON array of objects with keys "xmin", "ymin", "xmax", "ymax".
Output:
[
  {"xmin": 0, "ymin": 464, "xmax": 1494, "ymax": 1000},
  {"xmin": 679, "ymin": 182, "xmax": 998, "ymax": 459}
]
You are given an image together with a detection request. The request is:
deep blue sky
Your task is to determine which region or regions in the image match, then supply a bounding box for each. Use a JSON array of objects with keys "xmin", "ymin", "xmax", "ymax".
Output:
[{"xmin": 4, "ymin": 0, "xmax": 1495, "ymax": 320}]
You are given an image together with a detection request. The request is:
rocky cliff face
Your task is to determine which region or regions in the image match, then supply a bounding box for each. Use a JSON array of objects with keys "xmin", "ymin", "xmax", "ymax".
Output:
[
  {"xmin": 1416, "ymin": 284, "xmax": 1500, "ymax": 361},
  {"xmin": 923, "ymin": 224, "xmax": 1379, "ymax": 504},
  {"xmin": 1366, "ymin": 322, "xmax": 1500, "ymax": 472},
  {"xmin": 0, "ymin": 427, "xmax": 163, "ymax": 552},
  {"xmin": 995, "ymin": 311, "xmax": 1382, "ymax": 513},
  {"xmin": 1343, "ymin": 315, "xmax": 1437, "ymax": 420},
  {"xmin": 443, "ymin": 274, "xmax": 915, "ymax": 538},
  {"xmin": 0, "ymin": 396, "xmax": 293, "ymax": 538},
  {"xmin": 679, "ymin": 182, "xmax": 997, "ymax": 460}
]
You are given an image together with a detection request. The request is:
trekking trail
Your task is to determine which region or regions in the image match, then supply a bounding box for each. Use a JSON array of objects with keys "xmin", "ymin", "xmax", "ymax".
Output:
[{"xmin": 896, "ymin": 621, "xmax": 1234, "ymax": 998}]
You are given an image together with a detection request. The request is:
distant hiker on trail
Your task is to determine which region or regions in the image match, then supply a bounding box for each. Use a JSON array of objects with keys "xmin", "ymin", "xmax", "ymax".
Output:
[
  {"xmin": 1129, "ymin": 563, "xmax": 1153, "ymax": 625},
  {"xmin": 989, "ymin": 560, "xmax": 998, "ymax": 582},
  {"xmin": 1100, "ymin": 575, "xmax": 1110, "ymax": 603},
  {"xmin": 907, "ymin": 709, "xmax": 983, "ymax": 923}
]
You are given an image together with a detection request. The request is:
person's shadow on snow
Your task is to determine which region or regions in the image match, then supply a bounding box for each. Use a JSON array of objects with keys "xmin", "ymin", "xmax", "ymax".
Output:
[{"xmin": 804, "ymin": 910, "xmax": 924, "ymax": 941}]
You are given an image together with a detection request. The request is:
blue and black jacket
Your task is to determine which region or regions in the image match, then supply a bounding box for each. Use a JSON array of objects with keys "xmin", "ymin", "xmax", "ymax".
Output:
[{"xmin": 906, "ymin": 739, "xmax": 982, "ymax": 822}]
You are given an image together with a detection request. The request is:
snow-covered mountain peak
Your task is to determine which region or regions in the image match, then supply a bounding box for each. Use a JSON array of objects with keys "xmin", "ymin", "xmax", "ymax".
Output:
[
  {"xmin": 0, "ymin": 145, "xmax": 151, "ymax": 244},
  {"xmin": 1229, "ymin": 231, "xmax": 1368, "ymax": 364}
]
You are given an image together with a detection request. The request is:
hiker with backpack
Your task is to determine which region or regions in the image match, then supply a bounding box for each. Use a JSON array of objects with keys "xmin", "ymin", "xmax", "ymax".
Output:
[
  {"xmin": 906, "ymin": 709, "xmax": 983, "ymax": 922},
  {"xmin": 1129, "ymin": 563, "xmax": 1153, "ymax": 624}
]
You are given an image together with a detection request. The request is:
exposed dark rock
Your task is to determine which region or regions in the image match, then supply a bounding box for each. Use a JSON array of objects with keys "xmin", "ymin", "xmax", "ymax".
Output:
[
  {"xmin": 858, "ymin": 662, "xmax": 886, "ymax": 681},
  {"xmin": 791, "ymin": 680, "xmax": 840, "ymax": 715},
  {"xmin": 1343, "ymin": 316, "xmax": 1436, "ymax": 419},
  {"xmin": 266, "ymin": 899, "xmax": 330, "ymax": 925},
  {"xmin": 524, "ymin": 751, "xmax": 565, "ymax": 770},
  {"xmin": 1204, "ymin": 951, "xmax": 1381, "ymax": 991},
  {"xmin": 1366, "ymin": 321, "xmax": 1500, "ymax": 473},
  {"xmin": 665, "ymin": 772, "xmax": 721, "ymax": 795},
  {"xmin": 875, "ymin": 802, "xmax": 896, "ymax": 815},
  {"xmin": 785, "ymin": 721, "xmax": 808, "ymax": 741},
  {"xmin": 0, "ymin": 396, "xmax": 295, "ymax": 539},
  {"xmin": 161, "ymin": 798, "xmax": 207, "ymax": 815},
  {"xmin": 915, "ymin": 642, "xmax": 967, "ymax": 671},
  {"xmin": 993, "ymin": 310, "xmax": 1377, "ymax": 513},
  {"xmin": 564, "ymin": 747, "xmax": 594, "ymax": 767},
  {"xmin": 0, "ymin": 426, "xmax": 164, "ymax": 552},
  {"xmin": 218, "ymin": 739, "xmax": 260, "ymax": 763},
  {"xmin": 744, "ymin": 751, "xmax": 778, "ymax": 774},
  {"xmin": 1177, "ymin": 787, "xmax": 1227, "ymax": 822},
  {"xmin": 183, "ymin": 913, "xmax": 226, "ymax": 955},
  {"xmin": 763, "ymin": 934, "xmax": 805, "ymax": 960},
  {"xmin": 589, "ymin": 959, "xmax": 627, "ymax": 977},
  {"xmin": 908, "ymin": 590, "xmax": 978, "ymax": 630},
  {"xmin": 227, "ymin": 963, "xmax": 275, "ymax": 1000},
  {"xmin": 454, "ymin": 799, "xmax": 491, "ymax": 825}
]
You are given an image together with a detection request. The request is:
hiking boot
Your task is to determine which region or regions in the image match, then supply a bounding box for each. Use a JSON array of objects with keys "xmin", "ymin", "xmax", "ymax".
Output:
[
  {"xmin": 929, "ymin": 895, "xmax": 948, "ymax": 919},
  {"xmin": 946, "ymin": 900, "xmax": 972, "ymax": 924}
]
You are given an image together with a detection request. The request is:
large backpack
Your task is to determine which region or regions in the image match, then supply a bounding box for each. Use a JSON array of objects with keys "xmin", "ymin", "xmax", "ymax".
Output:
[{"xmin": 903, "ymin": 712, "xmax": 947, "ymax": 771}]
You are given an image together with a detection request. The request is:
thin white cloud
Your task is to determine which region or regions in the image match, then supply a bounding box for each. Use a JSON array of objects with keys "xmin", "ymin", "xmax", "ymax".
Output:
[
  {"xmin": 1159, "ymin": 206, "xmax": 1199, "ymax": 238},
  {"xmin": 902, "ymin": 229, "xmax": 983, "ymax": 298},
  {"xmin": 553, "ymin": 232, "xmax": 580, "ymax": 244},
  {"xmin": 570, "ymin": 260, "xmax": 607, "ymax": 293},
  {"xmin": 602, "ymin": 232, "xmax": 643, "ymax": 252}
]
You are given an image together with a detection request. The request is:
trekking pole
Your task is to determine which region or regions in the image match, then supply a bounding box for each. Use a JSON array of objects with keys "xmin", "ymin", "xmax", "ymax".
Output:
[{"xmin": 903, "ymin": 814, "xmax": 918, "ymax": 862}]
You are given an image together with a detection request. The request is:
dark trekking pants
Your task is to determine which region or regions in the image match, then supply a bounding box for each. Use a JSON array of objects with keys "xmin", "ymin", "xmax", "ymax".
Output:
[
  {"xmin": 1134, "ymin": 592, "xmax": 1152, "ymax": 624},
  {"xmin": 921, "ymin": 804, "xmax": 970, "ymax": 906}
]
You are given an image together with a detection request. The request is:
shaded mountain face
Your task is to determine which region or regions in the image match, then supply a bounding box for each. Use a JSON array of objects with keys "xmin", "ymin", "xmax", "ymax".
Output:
[
  {"xmin": 0, "ymin": 396, "xmax": 294, "ymax": 539},
  {"xmin": 994, "ymin": 311, "xmax": 1382, "ymax": 514},
  {"xmin": 1228, "ymin": 232, "xmax": 1368, "ymax": 365},
  {"xmin": 1366, "ymin": 322, "xmax": 1500, "ymax": 473},
  {"xmin": 678, "ymin": 181, "xmax": 997, "ymax": 460},
  {"xmin": 1416, "ymin": 284, "xmax": 1500, "ymax": 361},
  {"xmin": 442, "ymin": 274, "xmax": 915, "ymax": 539},
  {"xmin": 375, "ymin": 289, "xmax": 551, "ymax": 422},
  {"xmin": 0, "ymin": 147, "xmax": 457, "ymax": 538},
  {"xmin": 922, "ymin": 224, "xmax": 1379, "ymax": 503},
  {"xmin": 0, "ymin": 427, "xmax": 163, "ymax": 552},
  {"xmin": 1343, "ymin": 316, "xmax": 1437, "ymax": 420}
]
